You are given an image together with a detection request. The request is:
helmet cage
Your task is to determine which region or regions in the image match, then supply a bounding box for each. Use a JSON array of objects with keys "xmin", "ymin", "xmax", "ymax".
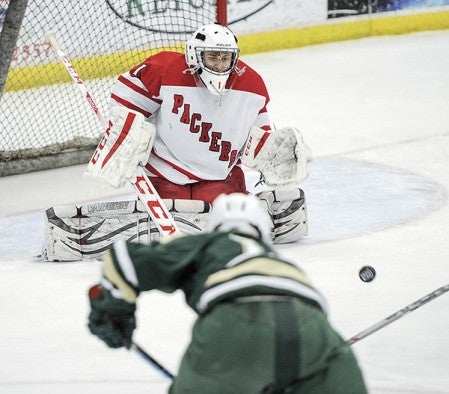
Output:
[{"xmin": 196, "ymin": 46, "xmax": 239, "ymax": 76}]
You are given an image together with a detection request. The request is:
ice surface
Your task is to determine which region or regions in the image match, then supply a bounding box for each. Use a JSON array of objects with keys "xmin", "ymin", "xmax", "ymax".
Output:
[{"xmin": 1, "ymin": 30, "xmax": 449, "ymax": 393}]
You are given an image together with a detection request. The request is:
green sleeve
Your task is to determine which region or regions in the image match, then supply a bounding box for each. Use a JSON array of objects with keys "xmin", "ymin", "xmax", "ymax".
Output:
[{"xmin": 113, "ymin": 234, "xmax": 209, "ymax": 294}]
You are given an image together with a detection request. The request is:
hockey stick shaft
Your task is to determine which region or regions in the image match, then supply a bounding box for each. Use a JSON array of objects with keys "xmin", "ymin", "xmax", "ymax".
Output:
[
  {"xmin": 45, "ymin": 30, "xmax": 178, "ymax": 236},
  {"xmin": 347, "ymin": 283, "xmax": 449, "ymax": 345},
  {"xmin": 132, "ymin": 342, "xmax": 175, "ymax": 380}
]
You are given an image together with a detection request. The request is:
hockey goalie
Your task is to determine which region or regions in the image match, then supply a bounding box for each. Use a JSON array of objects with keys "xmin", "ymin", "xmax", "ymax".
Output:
[{"xmin": 41, "ymin": 23, "xmax": 312, "ymax": 261}]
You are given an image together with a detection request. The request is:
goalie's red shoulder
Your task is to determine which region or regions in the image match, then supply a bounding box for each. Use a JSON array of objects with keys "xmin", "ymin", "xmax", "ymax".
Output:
[
  {"xmin": 130, "ymin": 51, "xmax": 269, "ymax": 101},
  {"xmin": 230, "ymin": 59, "xmax": 270, "ymax": 100},
  {"xmin": 129, "ymin": 51, "xmax": 197, "ymax": 96}
]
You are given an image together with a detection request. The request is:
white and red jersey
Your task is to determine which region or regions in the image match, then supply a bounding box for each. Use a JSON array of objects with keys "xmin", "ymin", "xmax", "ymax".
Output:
[{"xmin": 110, "ymin": 51, "xmax": 271, "ymax": 185}]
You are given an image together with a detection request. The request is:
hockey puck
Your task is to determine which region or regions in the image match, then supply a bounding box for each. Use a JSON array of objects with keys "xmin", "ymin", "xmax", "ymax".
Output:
[{"xmin": 359, "ymin": 265, "xmax": 376, "ymax": 282}]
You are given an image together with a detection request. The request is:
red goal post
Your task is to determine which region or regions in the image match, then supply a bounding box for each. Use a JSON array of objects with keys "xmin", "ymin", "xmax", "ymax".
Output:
[{"xmin": 0, "ymin": 0, "xmax": 227, "ymax": 176}]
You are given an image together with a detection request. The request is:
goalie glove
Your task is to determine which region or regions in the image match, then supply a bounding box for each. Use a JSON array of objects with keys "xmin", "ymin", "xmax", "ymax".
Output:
[
  {"xmin": 85, "ymin": 106, "xmax": 156, "ymax": 188},
  {"xmin": 241, "ymin": 126, "xmax": 312, "ymax": 187}
]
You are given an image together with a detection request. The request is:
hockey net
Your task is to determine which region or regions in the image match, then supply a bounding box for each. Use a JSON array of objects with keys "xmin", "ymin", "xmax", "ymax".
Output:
[{"xmin": 0, "ymin": 0, "xmax": 224, "ymax": 176}]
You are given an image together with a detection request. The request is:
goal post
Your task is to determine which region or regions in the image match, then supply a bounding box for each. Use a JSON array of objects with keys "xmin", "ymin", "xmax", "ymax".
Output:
[
  {"xmin": 0, "ymin": 0, "xmax": 29, "ymax": 101},
  {"xmin": 0, "ymin": 0, "xmax": 227, "ymax": 177},
  {"xmin": 216, "ymin": 0, "xmax": 227, "ymax": 26}
]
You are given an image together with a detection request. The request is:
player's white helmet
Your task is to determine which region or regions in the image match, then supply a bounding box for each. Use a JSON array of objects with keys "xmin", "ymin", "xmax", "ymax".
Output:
[
  {"xmin": 185, "ymin": 23, "xmax": 239, "ymax": 95},
  {"xmin": 207, "ymin": 193, "xmax": 272, "ymax": 243}
]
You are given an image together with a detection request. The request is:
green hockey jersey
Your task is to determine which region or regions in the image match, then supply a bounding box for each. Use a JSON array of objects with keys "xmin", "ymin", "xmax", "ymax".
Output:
[{"xmin": 108, "ymin": 230, "xmax": 328, "ymax": 315}]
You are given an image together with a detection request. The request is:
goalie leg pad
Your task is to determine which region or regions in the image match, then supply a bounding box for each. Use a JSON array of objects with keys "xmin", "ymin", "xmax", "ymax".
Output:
[
  {"xmin": 41, "ymin": 199, "xmax": 211, "ymax": 262},
  {"xmin": 257, "ymin": 188, "xmax": 308, "ymax": 244},
  {"xmin": 41, "ymin": 201, "xmax": 150, "ymax": 262}
]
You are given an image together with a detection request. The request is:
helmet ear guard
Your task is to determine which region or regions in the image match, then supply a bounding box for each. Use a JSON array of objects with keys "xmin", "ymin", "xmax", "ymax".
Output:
[{"xmin": 185, "ymin": 24, "xmax": 240, "ymax": 95}]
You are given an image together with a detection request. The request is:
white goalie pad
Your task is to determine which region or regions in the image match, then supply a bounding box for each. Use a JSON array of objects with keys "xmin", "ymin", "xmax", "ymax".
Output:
[
  {"xmin": 257, "ymin": 187, "xmax": 308, "ymax": 244},
  {"xmin": 242, "ymin": 126, "xmax": 312, "ymax": 187},
  {"xmin": 85, "ymin": 106, "xmax": 156, "ymax": 188},
  {"xmin": 40, "ymin": 199, "xmax": 211, "ymax": 262}
]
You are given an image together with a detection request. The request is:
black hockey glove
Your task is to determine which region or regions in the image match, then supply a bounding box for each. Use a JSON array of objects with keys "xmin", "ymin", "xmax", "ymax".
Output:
[{"xmin": 87, "ymin": 284, "xmax": 136, "ymax": 349}]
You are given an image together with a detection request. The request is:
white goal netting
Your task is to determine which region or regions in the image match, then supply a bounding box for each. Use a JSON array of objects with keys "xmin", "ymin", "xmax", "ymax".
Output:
[{"xmin": 0, "ymin": 0, "xmax": 220, "ymax": 176}]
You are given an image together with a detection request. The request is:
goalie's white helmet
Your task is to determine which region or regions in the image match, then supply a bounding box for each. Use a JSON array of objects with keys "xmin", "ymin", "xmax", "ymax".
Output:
[
  {"xmin": 185, "ymin": 23, "xmax": 239, "ymax": 95},
  {"xmin": 207, "ymin": 193, "xmax": 272, "ymax": 243}
]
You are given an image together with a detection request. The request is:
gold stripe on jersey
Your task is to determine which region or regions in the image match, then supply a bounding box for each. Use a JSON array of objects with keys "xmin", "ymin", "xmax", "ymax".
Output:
[
  {"xmin": 205, "ymin": 258, "xmax": 312, "ymax": 288},
  {"xmin": 103, "ymin": 252, "xmax": 138, "ymax": 303}
]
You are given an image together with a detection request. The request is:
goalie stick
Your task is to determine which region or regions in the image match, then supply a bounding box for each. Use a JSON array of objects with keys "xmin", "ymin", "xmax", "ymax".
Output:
[
  {"xmin": 347, "ymin": 283, "xmax": 449, "ymax": 345},
  {"xmin": 45, "ymin": 30, "xmax": 179, "ymax": 237}
]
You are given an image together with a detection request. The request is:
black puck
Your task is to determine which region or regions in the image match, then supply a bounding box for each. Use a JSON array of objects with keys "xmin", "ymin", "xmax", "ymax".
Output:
[{"xmin": 359, "ymin": 265, "xmax": 376, "ymax": 282}]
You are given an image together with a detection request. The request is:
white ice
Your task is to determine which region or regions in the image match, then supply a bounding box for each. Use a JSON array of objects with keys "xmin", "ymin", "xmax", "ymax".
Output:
[{"xmin": 1, "ymin": 30, "xmax": 449, "ymax": 394}]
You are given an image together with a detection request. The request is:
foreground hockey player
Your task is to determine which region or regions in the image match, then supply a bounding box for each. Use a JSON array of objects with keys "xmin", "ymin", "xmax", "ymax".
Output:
[
  {"xmin": 42, "ymin": 23, "xmax": 312, "ymax": 261},
  {"xmin": 87, "ymin": 193, "xmax": 367, "ymax": 393}
]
